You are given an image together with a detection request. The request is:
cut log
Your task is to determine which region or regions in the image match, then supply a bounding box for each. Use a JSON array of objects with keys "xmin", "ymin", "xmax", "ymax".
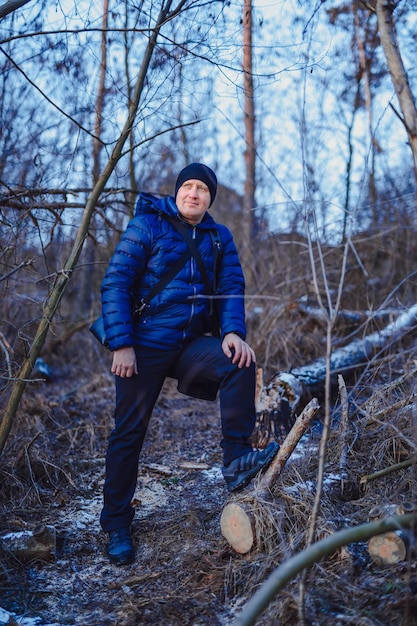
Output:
[
  {"xmin": 0, "ymin": 524, "xmax": 56, "ymax": 561},
  {"xmin": 368, "ymin": 531, "xmax": 410, "ymax": 564},
  {"xmin": 220, "ymin": 399, "xmax": 319, "ymax": 554},
  {"xmin": 367, "ymin": 502, "xmax": 415, "ymax": 564},
  {"xmin": 220, "ymin": 502, "xmax": 256, "ymax": 554}
]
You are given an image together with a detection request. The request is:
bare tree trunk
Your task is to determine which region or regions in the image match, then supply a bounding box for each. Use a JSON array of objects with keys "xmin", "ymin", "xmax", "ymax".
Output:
[
  {"xmin": 376, "ymin": 0, "xmax": 417, "ymax": 168},
  {"xmin": 81, "ymin": 0, "xmax": 110, "ymax": 316},
  {"xmin": 242, "ymin": 0, "xmax": 256, "ymax": 282},
  {"xmin": 0, "ymin": 0, "xmax": 177, "ymax": 456},
  {"xmin": 354, "ymin": 5, "xmax": 378, "ymax": 223},
  {"xmin": 92, "ymin": 0, "xmax": 109, "ymax": 186}
]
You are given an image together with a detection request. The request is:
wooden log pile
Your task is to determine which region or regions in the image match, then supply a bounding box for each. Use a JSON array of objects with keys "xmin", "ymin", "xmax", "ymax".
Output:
[{"xmin": 221, "ymin": 302, "xmax": 417, "ymax": 554}]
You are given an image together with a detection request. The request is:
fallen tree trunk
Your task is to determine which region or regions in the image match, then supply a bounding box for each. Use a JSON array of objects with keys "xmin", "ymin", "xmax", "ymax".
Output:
[
  {"xmin": 254, "ymin": 302, "xmax": 417, "ymax": 446},
  {"xmin": 289, "ymin": 303, "xmax": 417, "ymax": 392},
  {"xmin": 298, "ymin": 301, "xmax": 402, "ymax": 326}
]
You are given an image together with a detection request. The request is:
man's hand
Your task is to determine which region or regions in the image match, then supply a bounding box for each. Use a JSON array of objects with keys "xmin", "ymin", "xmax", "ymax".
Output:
[
  {"xmin": 111, "ymin": 347, "xmax": 138, "ymax": 378},
  {"xmin": 222, "ymin": 333, "xmax": 256, "ymax": 368}
]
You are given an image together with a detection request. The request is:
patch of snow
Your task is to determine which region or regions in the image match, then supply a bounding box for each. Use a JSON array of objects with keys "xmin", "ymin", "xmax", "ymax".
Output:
[
  {"xmin": 134, "ymin": 476, "xmax": 169, "ymax": 518},
  {"xmin": 55, "ymin": 494, "xmax": 102, "ymax": 532},
  {"xmin": 0, "ymin": 530, "xmax": 33, "ymax": 540},
  {"xmin": 283, "ymin": 480, "xmax": 316, "ymax": 495},
  {"xmin": 0, "ymin": 606, "xmax": 56, "ymax": 626},
  {"xmin": 201, "ymin": 466, "xmax": 223, "ymax": 483}
]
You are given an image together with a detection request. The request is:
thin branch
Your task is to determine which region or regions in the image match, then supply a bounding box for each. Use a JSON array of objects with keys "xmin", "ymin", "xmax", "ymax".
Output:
[
  {"xmin": 0, "ymin": 0, "xmax": 32, "ymax": 20},
  {"xmin": 234, "ymin": 513, "xmax": 417, "ymax": 626},
  {"xmin": 361, "ymin": 457, "xmax": 417, "ymax": 484},
  {"xmin": 0, "ymin": 257, "xmax": 34, "ymax": 283},
  {"xmin": 0, "ymin": 47, "xmax": 104, "ymax": 143}
]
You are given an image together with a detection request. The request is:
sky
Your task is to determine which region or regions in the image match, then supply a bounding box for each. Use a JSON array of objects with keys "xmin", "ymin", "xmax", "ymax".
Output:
[{"xmin": 3, "ymin": 0, "xmax": 417, "ymax": 239}]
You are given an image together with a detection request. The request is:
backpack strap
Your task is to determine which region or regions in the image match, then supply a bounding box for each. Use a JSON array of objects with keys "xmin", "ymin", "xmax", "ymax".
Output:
[
  {"xmin": 165, "ymin": 217, "xmax": 223, "ymax": 337},
  {"xmin": 209, "ymin": 229, "xmax": 222, "ymax": 294},
  {"xmin": 133, "ymin": 245, "xmax": 194, "ymax": 318},
  {"xmin": 134, "ymin": 227, "xmax": 204, "ymax": 318}
]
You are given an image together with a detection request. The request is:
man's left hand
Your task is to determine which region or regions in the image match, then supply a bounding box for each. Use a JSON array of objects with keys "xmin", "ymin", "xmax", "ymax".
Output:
[{"xmin": 222, "ymin": 333, "xmax": 256, "ymax": 368}]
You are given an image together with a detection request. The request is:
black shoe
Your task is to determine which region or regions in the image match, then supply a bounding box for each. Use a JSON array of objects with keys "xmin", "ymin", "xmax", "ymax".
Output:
[
  {"xmin": 107, "ymin": 528, "xmax": 134, "ymax": 565},
  {"xmin": 222, "ymin": 441, "xmax": 279, "ymax": 492}
]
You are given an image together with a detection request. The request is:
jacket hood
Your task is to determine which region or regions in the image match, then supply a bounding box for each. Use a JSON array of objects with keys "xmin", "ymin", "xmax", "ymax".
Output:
[{"xmin": 135, "ymin": 192, "xmax": 217, "ymax": 230}]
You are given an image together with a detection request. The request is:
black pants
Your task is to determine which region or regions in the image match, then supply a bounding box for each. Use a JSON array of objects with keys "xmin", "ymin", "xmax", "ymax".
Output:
[{"xmin": 100, "ymin": 336, "xmax": 256, "ymax": 532}]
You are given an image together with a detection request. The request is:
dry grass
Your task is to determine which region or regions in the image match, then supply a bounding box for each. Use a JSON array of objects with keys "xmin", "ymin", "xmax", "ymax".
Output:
[{"xmin": 1, "ymin": 221, "xmax": 417, "ymax": 624}]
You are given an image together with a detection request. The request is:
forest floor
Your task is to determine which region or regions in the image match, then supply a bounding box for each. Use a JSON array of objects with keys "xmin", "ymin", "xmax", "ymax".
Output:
[{"xmin": 1, "ymin": 339, "xmax": 417, "ymax": 626}]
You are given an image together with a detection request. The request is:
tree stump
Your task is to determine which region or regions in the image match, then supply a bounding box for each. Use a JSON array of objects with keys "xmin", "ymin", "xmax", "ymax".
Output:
[{"xmin": 220, "ymin": 398, "xmax": 319, "ymax": 553}]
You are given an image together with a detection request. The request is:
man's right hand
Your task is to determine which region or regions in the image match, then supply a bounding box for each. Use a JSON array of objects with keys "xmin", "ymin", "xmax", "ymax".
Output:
[{"xmin": 111, "ymin": 347, "xmax": 138, "ymax": 378}]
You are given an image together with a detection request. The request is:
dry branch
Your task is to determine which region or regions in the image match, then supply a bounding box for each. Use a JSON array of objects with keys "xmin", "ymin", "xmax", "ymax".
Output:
[
  {"xmin": 257, "ymin": 398, "xmax": 319, "ymax": 499},
  {"xmin": 221, "ymin": 398, "xmax": 319, "ymax": 554},
  {"xmin": 360, "ymin": 456, "xmax": 417, "ymax": 485},
  {"xmin": 0, "ymin": 0, "xmax": 33, "ymax": 19},
  {"xmin": 233, "ymin": 512, "xmax": 417, "ymax": 626}
]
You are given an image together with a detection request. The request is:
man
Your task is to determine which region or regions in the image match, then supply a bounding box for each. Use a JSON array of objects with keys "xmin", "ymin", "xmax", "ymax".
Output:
[{"xmin": 100, "ymin": 163, "xmax": 279, "ymax": 565}]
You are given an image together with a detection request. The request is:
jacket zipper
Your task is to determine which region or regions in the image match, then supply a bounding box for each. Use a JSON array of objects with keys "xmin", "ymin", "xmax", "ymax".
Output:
[
  {"xmin": 190, "ymin": 226, "xmax": 197, "ymax": 322},
  {"xmin": 182, "ymin": 226, "xmax": 197, "ymax": 342}
]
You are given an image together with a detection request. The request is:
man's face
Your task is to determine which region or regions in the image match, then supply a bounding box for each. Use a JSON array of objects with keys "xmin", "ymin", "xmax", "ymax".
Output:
[{"xmin": 175, "ymin": 179, "xmax": 211, "ymax": 225}]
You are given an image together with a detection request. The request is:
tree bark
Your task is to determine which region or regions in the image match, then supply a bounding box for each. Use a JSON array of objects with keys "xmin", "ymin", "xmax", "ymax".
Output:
[
  {"xmin": 0, "ymin": 0, "xmax": 32, "ymax": 19},
  {"xmin": 241, "ymin": 0, "xmax": 257, "ymax": 287},
  {"xmin": 242, "ymin": 0, "xmax": 256, "ymax": 241},
  {"xmin": 376, "ymin": 0, "xmax": 417, "ymax": 166}
]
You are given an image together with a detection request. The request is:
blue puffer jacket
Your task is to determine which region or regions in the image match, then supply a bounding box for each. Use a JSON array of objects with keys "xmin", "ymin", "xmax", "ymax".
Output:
[{"xmin": 101, "ymin": 192, "xmax": 247, "ymax": 352}]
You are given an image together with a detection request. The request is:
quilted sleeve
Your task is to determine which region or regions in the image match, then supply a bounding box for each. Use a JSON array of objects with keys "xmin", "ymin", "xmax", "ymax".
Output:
[{"xmin": 101, "ymin": 216, "xmax": 152, "ymax": 350}]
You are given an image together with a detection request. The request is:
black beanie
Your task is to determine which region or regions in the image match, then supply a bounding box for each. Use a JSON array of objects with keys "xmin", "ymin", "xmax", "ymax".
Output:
[{"xmin": 175, "ymin": 163, "xmax": 217, "ymax": 206}]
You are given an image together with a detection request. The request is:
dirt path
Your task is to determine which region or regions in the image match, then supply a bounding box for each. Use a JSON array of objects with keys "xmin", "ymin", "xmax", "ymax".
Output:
[
  {"xmin": 1, "ymin": 379, "xmax": 243, "ymax": 625},
  {"xmin": 2, "ymin": 359, "xmax": 417, "ymax": 626}
]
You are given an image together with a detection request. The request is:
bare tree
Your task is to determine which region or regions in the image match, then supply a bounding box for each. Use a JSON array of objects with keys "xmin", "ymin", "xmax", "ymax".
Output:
[{"xmin": 0, "ymin": 0, "xmax": 189, "ymax": 455}]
